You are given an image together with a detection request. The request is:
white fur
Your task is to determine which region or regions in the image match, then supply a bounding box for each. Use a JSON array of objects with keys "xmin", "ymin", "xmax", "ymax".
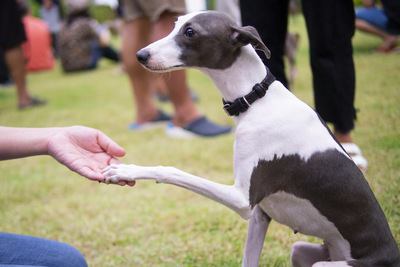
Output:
[
  {"xmin": 103, "ymin": 164, "xmax": 251, "ymax": 219},
  {"xmin": 200, "ymin": 45, "xmax": 267, "ymax": 102},
  {"xmin": 313, "ymin": 262, "xmax": 352, "ymax": 267}
]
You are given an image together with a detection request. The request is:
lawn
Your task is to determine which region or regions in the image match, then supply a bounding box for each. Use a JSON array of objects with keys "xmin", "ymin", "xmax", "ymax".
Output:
[{"xmin": 0, "ymin": 16, "xmax": 399, "ymax": 266}]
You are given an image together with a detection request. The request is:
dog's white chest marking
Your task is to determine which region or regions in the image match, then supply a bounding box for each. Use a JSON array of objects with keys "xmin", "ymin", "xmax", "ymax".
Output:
[{"xmin": 259, "ymin": 191, "xmax": 352, "ymax": 261}]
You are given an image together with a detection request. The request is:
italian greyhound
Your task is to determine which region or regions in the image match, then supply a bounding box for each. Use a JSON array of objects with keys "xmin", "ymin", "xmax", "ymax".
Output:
[{"xmin": 103, "ymin": 11, "xmax": 399, "ymax": 267}]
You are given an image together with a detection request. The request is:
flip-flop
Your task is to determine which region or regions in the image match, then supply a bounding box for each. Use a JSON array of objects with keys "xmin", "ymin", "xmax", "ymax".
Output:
[
  {"xmin": 18, "ymin": 97, "xmax": 47, "ymax": 110},
  {"xmin": 341, "ymin": 143, "xmax": 368, "ymax": 172},
  {"xmin": 165, "ymin": 116, "xmax": 231, "ymax": 138},
  {"xmin": 128, "ymin": 110, "xmax": 171, "ymax": 131}
]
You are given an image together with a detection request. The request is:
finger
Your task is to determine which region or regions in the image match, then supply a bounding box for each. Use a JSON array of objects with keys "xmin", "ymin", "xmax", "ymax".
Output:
[{"xmin": 97, "ymin": 131, "xmax": 126, "ymax": 157}]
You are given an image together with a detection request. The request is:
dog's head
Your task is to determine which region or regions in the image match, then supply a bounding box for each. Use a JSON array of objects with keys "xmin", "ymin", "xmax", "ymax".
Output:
[{"xmin": 136, "ymin": 11, "xmax": 270, "ymax": 72}]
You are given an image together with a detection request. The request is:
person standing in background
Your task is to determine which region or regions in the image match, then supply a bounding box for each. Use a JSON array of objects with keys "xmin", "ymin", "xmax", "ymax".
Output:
[
  {"xmin": 120, "ymin": 0, "xmax": 231, "ymax": 137},
  {"xmin": 0, "ymin": 0, "xmax": 46, "ymax": 109},
  {"xmin": 240, "ymin": 0, "xmax": 368, "ymax": 171}
]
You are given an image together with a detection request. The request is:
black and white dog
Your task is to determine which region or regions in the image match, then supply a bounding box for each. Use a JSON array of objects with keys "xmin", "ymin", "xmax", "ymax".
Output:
[{"xmin": 103, "ymin": 11, "xmax": 399, "ymax": 267}]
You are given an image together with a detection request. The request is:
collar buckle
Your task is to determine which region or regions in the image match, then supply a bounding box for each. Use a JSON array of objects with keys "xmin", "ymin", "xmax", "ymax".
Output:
[
  {"xmin": 253, "ymin": 83, "xmax": 266, "ymax": 98},
  {"xmin": 223, "ymin": 102, "xmax": 232, "ymax": 115}
]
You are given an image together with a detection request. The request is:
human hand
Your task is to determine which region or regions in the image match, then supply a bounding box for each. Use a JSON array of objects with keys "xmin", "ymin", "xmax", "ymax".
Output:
[{"xmin": 47, "ymin": 126, "xmax": 134, "ymax": 186}]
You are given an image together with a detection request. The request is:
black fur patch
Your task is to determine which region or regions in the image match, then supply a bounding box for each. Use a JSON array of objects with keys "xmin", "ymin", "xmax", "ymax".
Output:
[{"xmin": 250, "ymin": 150, "xmax": 400, "ymax": 265}]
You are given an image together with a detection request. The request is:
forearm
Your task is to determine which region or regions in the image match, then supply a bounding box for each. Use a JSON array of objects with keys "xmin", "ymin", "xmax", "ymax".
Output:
[
  {"xmin": 362, "ymin": 0, "xmax": 375, "ymax": 7},
  {"xmin": 0, "ymin": 127, "xmax": 61, "ymax": 160}
]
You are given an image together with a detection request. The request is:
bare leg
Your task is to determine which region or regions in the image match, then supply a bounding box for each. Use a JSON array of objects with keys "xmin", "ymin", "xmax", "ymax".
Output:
[
  {"xmin": 291, "ymin": 241, "xmax": 329, "ymax": 267},
  {"xmin": 242, "ymin": 205, "xmax": 270, "ymax": 267},
  {"xmin": 4, "ymin": 46, "xmax": 31, "ymax": 107},
  {"xmin": 355, "ymin": 19, "xmax": 398, "ymax": 52},
  {"xmin": 102, "ymin": 164, "xmax": 251, "ymax": 219},
  {"xmin": 152, "ymin": 12, "xmax": 200, "ymax": 126},
  {"xmin": 153, "ymin": 75, "xmax": 169, "ymax": 98},
  {"xmin": 122, "ymin": 17, "xmax": 159, "ymax": 124},
  {"xmin": 123, "ymin": 12, "xmax": 200, "ymax": 126},
  {"xmin": 333, "ymin": 130, "xmax": 352, "ymax": 143}
]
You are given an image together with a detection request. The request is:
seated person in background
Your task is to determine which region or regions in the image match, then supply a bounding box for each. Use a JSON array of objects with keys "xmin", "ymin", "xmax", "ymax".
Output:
[
  {"xmin": 356, "ymin": 0, "xmax": 400, "ymax": 52},
  {"xmin": 22, "ymin": 2, "xmax": 55, "ymax": 72},
  {"xmin": 58, "ymin": 0, "xmax": 120, "ymax": 72}
]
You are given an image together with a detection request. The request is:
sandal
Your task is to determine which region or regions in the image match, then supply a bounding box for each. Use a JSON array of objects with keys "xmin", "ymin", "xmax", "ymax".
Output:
[
  {"xmin": 128, "ymin": 110, "xmax": 171, "ymax": 131},
  {"xmin": 165, "ymin": 116, "xmax": 231, "ymax": 138},
  {"xmin": 341, "ymin": 143, "xmax": 368, "ymax": 172},
  {"xmin": 18, "ymin": 97, "xmax": 47, "ymax": 110}
]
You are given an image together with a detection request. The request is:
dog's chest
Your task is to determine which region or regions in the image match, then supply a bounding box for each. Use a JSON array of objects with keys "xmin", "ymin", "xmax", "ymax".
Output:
[{"xmin": 259, "ymin": 192, "xmax": 336, "ymax": 237}]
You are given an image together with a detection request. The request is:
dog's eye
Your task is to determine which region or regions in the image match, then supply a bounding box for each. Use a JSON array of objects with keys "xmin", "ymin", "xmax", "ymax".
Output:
[{"xmin": 184, "ymin": 27, "xmax": 195, "ymax": 38}]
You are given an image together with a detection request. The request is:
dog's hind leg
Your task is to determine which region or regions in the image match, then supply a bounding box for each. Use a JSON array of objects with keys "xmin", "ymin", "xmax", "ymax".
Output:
[
  {"xmin": 103, "ymin": 164, "xmax": 251, "ymax": 219},
  {"xmin": 242, "ymin": 205, "xmax": 270, "ymax": 267},
  {"xmin": 291, "ymin": 241, "xmax": 329, "ymax": 267}
]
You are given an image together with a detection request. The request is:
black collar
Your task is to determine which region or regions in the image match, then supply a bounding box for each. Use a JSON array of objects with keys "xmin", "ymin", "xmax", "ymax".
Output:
[{"xmin": 222, "ymin": 69, "xmax": 276, "ymax": 116}]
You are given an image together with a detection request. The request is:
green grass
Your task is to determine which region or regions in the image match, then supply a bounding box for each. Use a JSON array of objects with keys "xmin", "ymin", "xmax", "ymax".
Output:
[{"xmin": 0, "ymin": 17, "xmax": 399, "ymax": 266}]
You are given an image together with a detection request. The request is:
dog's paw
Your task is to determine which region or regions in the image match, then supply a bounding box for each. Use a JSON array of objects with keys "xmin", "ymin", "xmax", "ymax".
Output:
[{"xmin": 102, "ymin": 164, "xmax": 140, "ymax": 184}]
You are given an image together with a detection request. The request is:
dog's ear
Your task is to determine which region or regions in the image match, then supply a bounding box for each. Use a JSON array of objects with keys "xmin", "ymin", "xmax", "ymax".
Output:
[{"xmin": 231, "ymin": 25, "xmax": 271, "ymax": 59}]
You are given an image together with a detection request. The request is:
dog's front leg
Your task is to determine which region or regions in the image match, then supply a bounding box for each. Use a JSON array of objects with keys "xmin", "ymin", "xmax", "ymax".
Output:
[
  {"xmin": 103, "ymin": 164, "xmax": 251, "ymax": 219},
  {"xmin": 242, "ymin": 205, "xmax": 271, "ymax": 267}
]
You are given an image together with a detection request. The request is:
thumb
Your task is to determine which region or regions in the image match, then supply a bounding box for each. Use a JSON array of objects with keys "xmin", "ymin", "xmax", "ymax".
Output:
[{"xmin": 97, "ymin": 131, "xmax": 126, "ymax": 158}]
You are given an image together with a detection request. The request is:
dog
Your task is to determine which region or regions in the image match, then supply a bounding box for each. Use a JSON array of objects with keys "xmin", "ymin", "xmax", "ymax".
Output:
[{"xmin": 103, "ymin": 11, "xmax": 400, "ymax": 267}]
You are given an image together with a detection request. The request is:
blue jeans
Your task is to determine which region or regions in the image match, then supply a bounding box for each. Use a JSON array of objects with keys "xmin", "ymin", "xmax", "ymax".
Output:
[
  {"xmin": 0, "ymin": 233, "xmax": 88, "ymax": 267},
  {"xmin": 356, "ymin": 7, "xmax": 389, "ymax": 32}
]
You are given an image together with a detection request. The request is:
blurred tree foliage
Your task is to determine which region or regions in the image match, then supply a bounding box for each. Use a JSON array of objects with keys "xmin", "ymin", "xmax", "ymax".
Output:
[{"xmin": 90, "ymin": 4, "xmax": 116, "ymax": 23}]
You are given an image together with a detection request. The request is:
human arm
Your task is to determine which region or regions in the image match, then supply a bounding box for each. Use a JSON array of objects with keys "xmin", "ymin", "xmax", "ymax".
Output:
[
  {"xmin": 0, "ymin": 126, "xmax": 131, "ymax": 183},
  {"xmin": 361, "ymin": 0, "xmax": 375, "ymax": 8}
]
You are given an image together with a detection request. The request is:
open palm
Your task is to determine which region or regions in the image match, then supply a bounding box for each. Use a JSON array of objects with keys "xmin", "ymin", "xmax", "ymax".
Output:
[{"xmin": 47, "ymin": 126, "xmax": 129, "ymax": 183}]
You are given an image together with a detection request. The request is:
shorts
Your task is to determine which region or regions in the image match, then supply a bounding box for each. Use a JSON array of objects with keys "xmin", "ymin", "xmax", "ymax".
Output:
[
  {"xmin": 122, "ymin": 0, "xmax": 186, "ymax": 22},
  {"xmin": 0, "ymin": 0, "xmax": 27, "ymax": 50},
  {"xmin": 356, "ymin": 7, "xmax": 389, "ymax": 32}
]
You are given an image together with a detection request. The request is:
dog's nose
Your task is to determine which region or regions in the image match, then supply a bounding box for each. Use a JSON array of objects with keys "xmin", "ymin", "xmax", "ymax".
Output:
[{"xmin": 136, "ymin": 50, "xmax": 150, "ymax": 64}]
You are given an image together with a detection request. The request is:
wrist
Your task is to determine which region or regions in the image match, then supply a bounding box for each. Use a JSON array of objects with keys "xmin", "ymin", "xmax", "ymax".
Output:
[{"xmin": 43, "ymin": 127, "xmax": 66, "ymax": 155}]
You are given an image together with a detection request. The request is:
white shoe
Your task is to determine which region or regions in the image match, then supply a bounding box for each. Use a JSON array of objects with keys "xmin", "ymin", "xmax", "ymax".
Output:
[{"xmin": 341, "ymin": 143, "xmax": 368, "ymax": 172}]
